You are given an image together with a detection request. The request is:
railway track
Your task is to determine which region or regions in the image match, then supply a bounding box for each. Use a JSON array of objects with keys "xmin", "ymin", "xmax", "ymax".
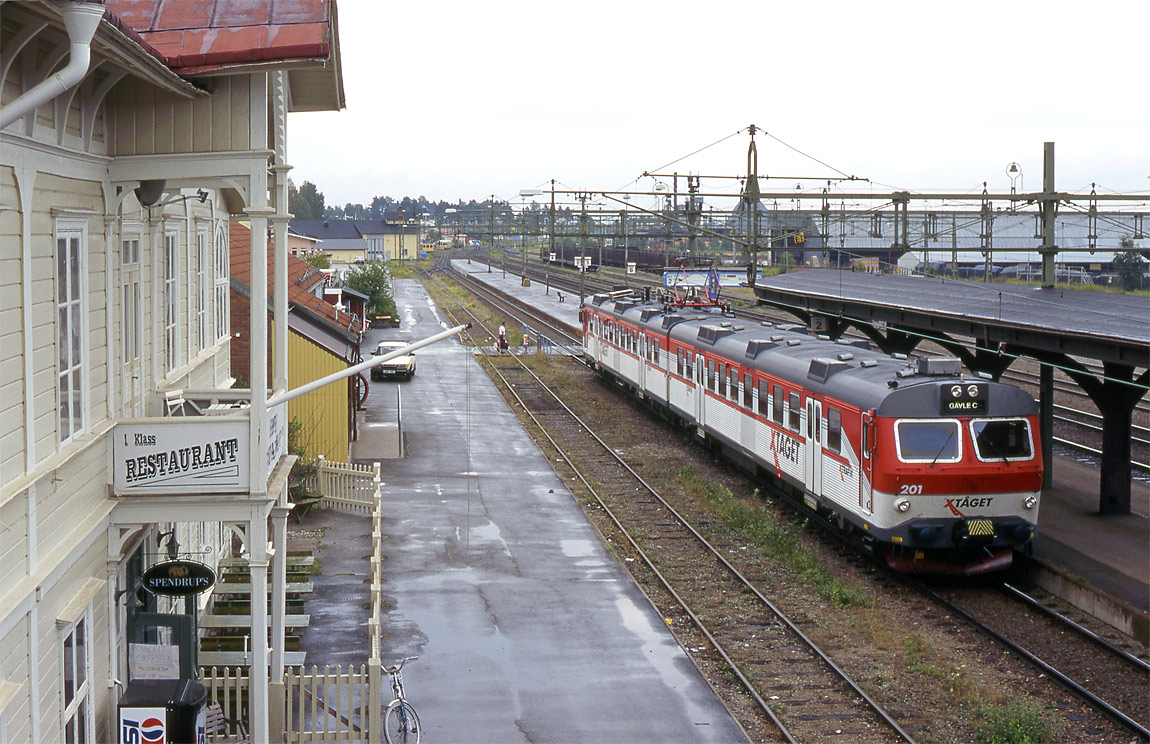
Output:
[
  {"xmin": 487, "ymin": 360, "xmax": 913, "ymax": 743},
  {"xmin": 908, "ymin": 578, "xmax": 1150, "ymax": 740},
  {"xmin": 426, "ymin": 268, "xmax": 912, "ymax": 742},
  {"xmin": 427, "ymin": 264, "xmax": 1148, "ymax": 740}
]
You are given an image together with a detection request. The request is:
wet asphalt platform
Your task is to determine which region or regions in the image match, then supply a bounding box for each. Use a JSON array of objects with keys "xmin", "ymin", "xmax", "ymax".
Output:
[{"xmin": 298, "ymin": 278, "xmax": 747, "ymax": 743}]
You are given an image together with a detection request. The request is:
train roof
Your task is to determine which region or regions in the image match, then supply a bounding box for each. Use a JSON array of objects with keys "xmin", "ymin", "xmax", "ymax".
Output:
[{"xmin": 588, "ymin": 292, "xmax": 1038, "ymax": 416}]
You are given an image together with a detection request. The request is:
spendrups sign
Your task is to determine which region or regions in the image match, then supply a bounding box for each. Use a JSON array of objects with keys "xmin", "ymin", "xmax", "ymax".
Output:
[
  {"xmin": 142, "ymin": 560, "xmax": 216, "ymax": 597},
  {"xmin": 113, "ymin": 418, "xmax": 250, "ymax": 493}
]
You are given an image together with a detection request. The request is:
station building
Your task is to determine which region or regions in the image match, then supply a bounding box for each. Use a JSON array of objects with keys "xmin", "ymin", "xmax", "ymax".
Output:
[{"xmin": 0, "ymin": 1, "xmax": 344, "ymax": 741}]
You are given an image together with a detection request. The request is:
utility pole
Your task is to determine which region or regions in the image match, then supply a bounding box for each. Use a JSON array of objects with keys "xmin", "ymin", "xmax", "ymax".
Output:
[
  {"xmin": 578, "ymin": 192, "xmax": 589, "ymax": 304},
  {"xmin": 743, "ymin": 125, "xmax": 762, "ymax": 286},
  {"xmin": 686, "ymin": 175, "xmax": 701, "ymax": 261},
  {"xmin": 488, "ymin": 195, "xmax": 494, "ymax": 273},
  {"xmin": 620, "ymin": 209, "xmax": 628, "ymax": 284},
  {"xmin": 1038, "ymin": 142, "xmax": 1059, "ymax": 288},
  {"xmin": 549, "ymin": 179, "xmax": 556, "ymax": 295}
]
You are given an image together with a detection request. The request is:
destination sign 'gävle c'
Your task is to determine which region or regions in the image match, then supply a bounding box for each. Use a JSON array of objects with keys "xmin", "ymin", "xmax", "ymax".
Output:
[{"xmin": 940, "ymin": 382, "xmax": 988, "ymax": 415}]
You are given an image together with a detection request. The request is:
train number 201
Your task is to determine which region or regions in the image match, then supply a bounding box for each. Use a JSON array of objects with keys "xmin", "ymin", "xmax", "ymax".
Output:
[{"xmin": 899, "ymin": 484, "xmax": 924, "ymax": 495}]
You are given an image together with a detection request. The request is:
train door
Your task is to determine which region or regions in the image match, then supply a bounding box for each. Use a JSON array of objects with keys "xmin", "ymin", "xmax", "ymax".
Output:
[
  {"xmin": 638, "ymin": 334, "xmax": 647, "ymax": 391},
  {"xmin": 695, "ymin": 353, "xmax": 706, "ymax": 428},
  {"xmin": 804, "ymin": 398, "xmax": 823, "ymax": 495},
  {"xmin": 860, "ymin": 413, "xmax": 874, "ymax": 514}
]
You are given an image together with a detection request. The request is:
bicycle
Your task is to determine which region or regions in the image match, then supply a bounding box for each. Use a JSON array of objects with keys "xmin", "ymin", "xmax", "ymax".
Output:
[{"xmin": 383, "ymin": 656, "xmax": 422, "ymax": 744}]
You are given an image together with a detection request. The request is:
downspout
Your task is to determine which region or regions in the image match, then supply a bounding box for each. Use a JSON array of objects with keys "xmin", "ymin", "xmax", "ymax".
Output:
[{"xmin": 0, "ymin": 2, "xmax": 105, "ymax": 130}]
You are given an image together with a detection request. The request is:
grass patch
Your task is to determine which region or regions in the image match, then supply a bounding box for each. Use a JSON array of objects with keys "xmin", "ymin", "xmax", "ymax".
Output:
[
  {"xmin": 903, "ymin": 633, "xmax": 948, "ymax": 680},
  {"xmin": 976, "ymin": 699, "xmax": 1057, "ymax": 744},
  {"xmin": 676, "ymin": 466, "xmax": 873, "ymax": 608}
]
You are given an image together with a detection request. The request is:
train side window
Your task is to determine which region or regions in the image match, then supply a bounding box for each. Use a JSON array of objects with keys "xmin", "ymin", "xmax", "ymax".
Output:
[
  {"xmin": 773, "ymin": 385, "xmax": 784, "ymax": 425},
  {"xmin": 706, "ymin": 359, "xmax": 714, "ymax": 389},
  {"xmin": 827, "ymin": 408, "xmax": 842, "ymax": 453},
  {"xmin": 895, "ymin": 420, "xmax": 962, "ymax": 463},
  {"xmin": 676, "ymin": 348, "xmax": 683, "ymax": 376},
  {"xmin": 758, "ymin": 380, "xmax": 769, "ymax": 415},
  {"xmin": 743, "ymin": 373, "xmax": 753, "ymax": 408},
  {"xmin": 788, "ymin": 392, "xmax": 801, "ymax": 431},
  {"xmin": 653, "ymin": 338, "xmax": 659, "ymax": 364},
  {"xmin": 718, "ymin": 364, "xmax": 727, "ymax": 396},
  {"xmin": 730, "ymin": 369, "xmax": 739, "ymax": 402}
]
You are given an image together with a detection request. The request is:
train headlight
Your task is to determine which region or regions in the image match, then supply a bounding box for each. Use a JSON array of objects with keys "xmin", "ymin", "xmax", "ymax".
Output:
[
  {"xmin": 1023, "ymin": 495, "xmax": 1037, "ymax": 510},
  {"xmin": 895, "ymin": 498, "xmax": 911, "ymax": 513}
]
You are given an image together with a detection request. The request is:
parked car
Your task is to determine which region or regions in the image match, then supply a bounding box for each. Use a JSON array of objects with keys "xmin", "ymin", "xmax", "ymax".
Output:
[{"xmin": 371, "ymin": 341, "xmax": 416, "ymax": 381}]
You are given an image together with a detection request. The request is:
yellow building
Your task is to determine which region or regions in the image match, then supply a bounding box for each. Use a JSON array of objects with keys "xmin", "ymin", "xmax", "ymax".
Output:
[{"xmin": 231, "ymin": 222, "xmax": 364, "ymax": 460}]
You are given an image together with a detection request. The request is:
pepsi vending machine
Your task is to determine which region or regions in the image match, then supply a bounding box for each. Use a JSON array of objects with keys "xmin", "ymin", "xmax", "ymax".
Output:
[{"xmin": 118, "ymin": 678, "xmax": 206, "ymax": 744}]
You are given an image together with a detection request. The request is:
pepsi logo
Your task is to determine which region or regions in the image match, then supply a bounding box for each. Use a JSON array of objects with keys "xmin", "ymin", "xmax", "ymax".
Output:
[{"xmin": 140, "ymin": 717, "xmax": 165, "ymax": 744}]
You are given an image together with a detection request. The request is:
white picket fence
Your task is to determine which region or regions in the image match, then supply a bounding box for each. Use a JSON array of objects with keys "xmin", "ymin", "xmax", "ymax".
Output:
[
  {"xmin": 199, "ymin": 458, "xmax": 389, "ymax": 742},
  {"xmin": 305, "ymin": 456, "xmax": 379, "ymax": 514},
  {"xmin": 284, "ymin": 664, "xmax": 384, "ymax": 743}
]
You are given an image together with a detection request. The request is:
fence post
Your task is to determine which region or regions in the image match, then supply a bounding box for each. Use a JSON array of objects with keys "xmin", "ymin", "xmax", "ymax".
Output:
[
  {"xmin": 316, "ymin": 454, "xmax": 327, "ymax": 498},
  {"xmin": 368, "ymin": 662, "xmax": 382, "ymax": 744}
]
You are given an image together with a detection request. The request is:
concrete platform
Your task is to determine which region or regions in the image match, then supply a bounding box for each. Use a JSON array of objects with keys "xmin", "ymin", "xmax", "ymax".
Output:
[
  {"xmin": 450, "ymin": 258, "xmax": 1150, "ymax": 625},
  {"xmin": 301, "ymin": 278, "xmax": 747, "ymax": 743}
]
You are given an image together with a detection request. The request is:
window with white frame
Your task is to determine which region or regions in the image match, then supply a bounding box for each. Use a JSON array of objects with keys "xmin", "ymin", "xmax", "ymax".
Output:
[
  {"xmin": 61, "ymin": 614, "xmax": 92, "ymax": 744},
  {"xmin": 164, "ymin": 231, "xmax": 178, "ymax": 372},
  {"xmin": 121, "ymin": 234, "xmax": 141, "ymax": 366},
  {"xmin": 56, "ymin": 222, "xmax": 86, "ymax": 443},
  {"xmin": 214, "ymin": 225, "xmax": 229, "ymax": 342},
  {"xmin": 196, "ymin": 229, "xmax": 208, "ymax": 353}
]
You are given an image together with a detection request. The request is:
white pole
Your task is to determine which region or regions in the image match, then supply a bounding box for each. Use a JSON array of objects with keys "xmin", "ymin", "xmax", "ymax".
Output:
[{"xmin": 267, "ymin": 324, "xmax": 469, "ymax": 408}]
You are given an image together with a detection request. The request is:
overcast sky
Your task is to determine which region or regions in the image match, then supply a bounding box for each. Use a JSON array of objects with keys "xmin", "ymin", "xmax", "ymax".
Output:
[{"xmin": 287, "ymin": 1, "xmax": 1149, "ymax": 212}]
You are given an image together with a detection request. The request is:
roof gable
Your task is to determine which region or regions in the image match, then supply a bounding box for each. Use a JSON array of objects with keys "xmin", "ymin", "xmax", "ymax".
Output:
[{"xmin": 230, "ymin": 221, "xmax": 363, "ymax": 338}]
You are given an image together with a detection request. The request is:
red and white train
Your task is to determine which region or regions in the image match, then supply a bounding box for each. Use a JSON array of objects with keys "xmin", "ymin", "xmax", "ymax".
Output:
[{"xmin": 581, "ymin": 289, "xmax": 1043, "ymax": 574}]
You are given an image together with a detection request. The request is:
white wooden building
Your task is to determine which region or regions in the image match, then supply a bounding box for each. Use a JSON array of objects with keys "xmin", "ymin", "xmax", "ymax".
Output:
[{"xmin": 0, "ymin": 1, "xmax": 343, "ymax": 741}]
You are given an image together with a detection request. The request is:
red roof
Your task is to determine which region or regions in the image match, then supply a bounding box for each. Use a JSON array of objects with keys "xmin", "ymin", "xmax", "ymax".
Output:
[
  {"xmin": 104, "ymin": 0, "xmax": 333, "ymax": 75},
  {"xmin": 230, "ymin": 221, "xmax": 363, "ymax": 337}
]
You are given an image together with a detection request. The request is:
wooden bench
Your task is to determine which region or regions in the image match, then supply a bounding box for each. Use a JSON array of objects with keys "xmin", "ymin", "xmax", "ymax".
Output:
[
  {"xmin": 199, "ymin": 614, "xmax": 311, "ymax": 629},
  {"xmin": 218, "ymin": 556, "xmax": 315, "ymax": 569},
  {"xmin": 214, "ymin": 581, "xmax": 313, "ymax": 595},
  {"xmin": 199, "ymin": 651, "xmax": 306, "ymax": 667}
]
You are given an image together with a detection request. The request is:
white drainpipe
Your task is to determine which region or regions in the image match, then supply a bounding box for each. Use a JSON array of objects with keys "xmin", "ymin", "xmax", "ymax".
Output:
[{"xmin": 0, "ymin": 2, "xmax": 105, "ymax": 130}]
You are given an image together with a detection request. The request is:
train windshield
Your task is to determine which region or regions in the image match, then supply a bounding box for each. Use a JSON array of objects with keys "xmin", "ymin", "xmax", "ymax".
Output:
[
  {"xmin": 970, "ymin": 418, "xmax": 1033, "ymax": 461},
  {"xmin": 895, "ymin": 420, "xmax": 962, "ymax": 463}
]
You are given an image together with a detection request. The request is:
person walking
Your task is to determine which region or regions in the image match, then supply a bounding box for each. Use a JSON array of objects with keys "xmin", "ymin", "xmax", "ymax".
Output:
[{"xmin": 498, "ymin": 322, "xmax": 508, "ymax": 354}]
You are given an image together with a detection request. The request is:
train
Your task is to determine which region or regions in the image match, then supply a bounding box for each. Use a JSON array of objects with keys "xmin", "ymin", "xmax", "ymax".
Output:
[{"xmin": 580, "ymin": 288, "xmax": 1043, "ymax": 575}]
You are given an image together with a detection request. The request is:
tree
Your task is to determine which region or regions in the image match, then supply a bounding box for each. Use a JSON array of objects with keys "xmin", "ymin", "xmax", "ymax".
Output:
[
  {"xmin": 1114, "ymin": 236, "xmax": 1146, "ymax": 291},
  {"xmin": 289, "ymin": 180, "xmax": 326, "ymax": 220},
  {"xmin": 344, "ymin": 262, "xmax": 396, "ymax": 318},
  {"xmin": 302, "ymin": 251, "xmax": 331, "ymax": 269}
]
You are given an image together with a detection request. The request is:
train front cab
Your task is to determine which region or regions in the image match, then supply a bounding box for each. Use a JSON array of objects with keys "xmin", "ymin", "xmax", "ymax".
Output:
[{"xmin": 866, "ymin": 385, "xmax": 1043, "ymax": 574}]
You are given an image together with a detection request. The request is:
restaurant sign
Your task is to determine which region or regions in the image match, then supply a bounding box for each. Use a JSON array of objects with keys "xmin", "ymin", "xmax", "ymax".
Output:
[
  {"xmin": 113, "ymin": 418, "xmax": 249, "ymax": 494},
  {"xmin": 112, "ymin": 403, "xmax": 288, "ymax": 495}
]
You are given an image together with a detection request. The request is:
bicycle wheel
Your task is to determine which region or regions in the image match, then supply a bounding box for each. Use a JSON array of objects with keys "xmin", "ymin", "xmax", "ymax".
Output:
[{"xmin": 384, "ymin": 700, "xmax": 421, "ymax": 744}]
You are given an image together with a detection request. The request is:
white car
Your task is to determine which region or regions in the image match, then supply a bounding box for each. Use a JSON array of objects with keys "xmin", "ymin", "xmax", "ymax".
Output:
[{"xmin": 371, "ymin": 341, "xmax": 416, "ymax": 381}]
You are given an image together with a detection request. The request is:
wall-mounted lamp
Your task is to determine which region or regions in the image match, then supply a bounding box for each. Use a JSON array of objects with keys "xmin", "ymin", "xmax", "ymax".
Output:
[
  {"xmin": 115, "ymin": 581, "xmax": 144, "ymax": 609},
  {"xmin": 134, "ymin": 179, "xmax": 167, "ymax": 208},
  {"xmin": 157, "ymin": 529, "xmax": 180, "ymax": 560}
]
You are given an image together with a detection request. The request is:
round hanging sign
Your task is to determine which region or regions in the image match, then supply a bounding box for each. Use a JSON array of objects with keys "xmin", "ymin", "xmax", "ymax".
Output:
[{"xmin": 141, "ymin": 560, "xmax": 217, "ymax": 597}]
